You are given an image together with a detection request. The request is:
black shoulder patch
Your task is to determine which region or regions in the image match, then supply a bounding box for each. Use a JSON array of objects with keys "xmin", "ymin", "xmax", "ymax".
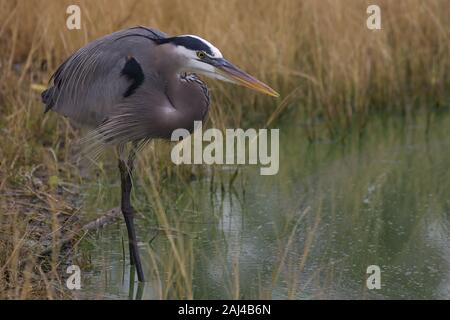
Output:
[
  {"xmin": 121, "ymin": 56, "xmax": 145, "ymax": 98},
  {"xmin": 42, "ymin": 87, "xmax": 55, "ymax": 113},
  {"xmin": 155, "ymin": 36, "xmax": 213, "ymax": 55}
]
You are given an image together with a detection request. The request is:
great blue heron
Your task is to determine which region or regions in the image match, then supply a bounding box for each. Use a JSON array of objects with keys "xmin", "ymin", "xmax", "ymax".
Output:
[{"xmin": 41, "ymin": 26, "xmax": 279, "ymax": 282}]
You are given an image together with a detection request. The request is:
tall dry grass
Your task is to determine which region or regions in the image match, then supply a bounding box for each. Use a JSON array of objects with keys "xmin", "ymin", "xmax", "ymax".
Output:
[
  {"xmin": 0, "ymin": 0, "xmax": 449, "ymax": 299},
  {"xmin": 1, "ymin": 0, "xmax": 449, "ymax": 130}
]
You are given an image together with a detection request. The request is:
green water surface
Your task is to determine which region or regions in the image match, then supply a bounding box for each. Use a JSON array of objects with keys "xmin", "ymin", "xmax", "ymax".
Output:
[{"xmin": 74, "ymin": 114, "xmax": 450, "ymax": 300}]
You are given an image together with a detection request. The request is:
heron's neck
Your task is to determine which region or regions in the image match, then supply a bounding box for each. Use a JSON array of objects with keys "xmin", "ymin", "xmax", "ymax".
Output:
[
  {"xmin": 154, "ymin": 45, "xmax": 208, "ymax": 129},
  {"xmin": 156, "ymin": 71, "xmax": 208, "ymax": 135},
  {"xmin": 165, "ymin": 73, "xmax": 207, "ymax": 114}
]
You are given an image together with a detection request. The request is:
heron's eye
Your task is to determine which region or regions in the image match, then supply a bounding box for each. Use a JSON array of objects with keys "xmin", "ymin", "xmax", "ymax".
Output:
[{"xmin": 196, "ymin": 51, "xmax": 206, "ymax": 59}]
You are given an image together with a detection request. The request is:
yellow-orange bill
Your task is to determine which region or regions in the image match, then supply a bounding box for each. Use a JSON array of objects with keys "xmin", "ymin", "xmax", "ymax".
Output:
[{"xmin": 216, "ymin": 59, "xmax": 280, "ymax": 97}]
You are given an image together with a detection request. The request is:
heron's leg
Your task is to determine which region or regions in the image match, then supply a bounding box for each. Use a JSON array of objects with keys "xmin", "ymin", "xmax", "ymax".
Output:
[{"xmin": 118, "ymin": 144, "xmax": 145, "ymax": 282}]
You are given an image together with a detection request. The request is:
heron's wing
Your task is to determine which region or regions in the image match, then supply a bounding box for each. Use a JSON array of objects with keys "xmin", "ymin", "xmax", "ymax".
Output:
[{"xmin": 42, "ymin": 26, "xmax": 168, "ymax": 128}]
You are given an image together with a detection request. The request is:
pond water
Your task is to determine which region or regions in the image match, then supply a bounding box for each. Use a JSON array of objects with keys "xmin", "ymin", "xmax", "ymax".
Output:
[{"xmin": 74, "ymin": 114, "xmax": 450, "ymax": 299}]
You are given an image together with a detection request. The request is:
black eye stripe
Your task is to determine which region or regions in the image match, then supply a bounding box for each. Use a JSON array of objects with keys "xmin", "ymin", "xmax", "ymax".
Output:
[{"xmin": 156, "ymin": 36, "xmax": 214, "ymax": 56}]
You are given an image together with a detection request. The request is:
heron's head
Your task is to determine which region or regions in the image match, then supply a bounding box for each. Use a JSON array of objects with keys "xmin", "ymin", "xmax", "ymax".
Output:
[{"xmin": 157, "ymin": 35, "xmax": 279, "ymax": 97}]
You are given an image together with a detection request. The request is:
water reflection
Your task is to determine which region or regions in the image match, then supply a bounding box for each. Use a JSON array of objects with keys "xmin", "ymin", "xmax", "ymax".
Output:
[{"xmin": 78, "ymin": 115, "xmax": 450, "ymax": 299}]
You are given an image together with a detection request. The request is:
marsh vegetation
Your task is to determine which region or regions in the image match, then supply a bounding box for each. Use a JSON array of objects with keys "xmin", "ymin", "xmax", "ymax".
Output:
[{"xmin": 0, "ymin": 0, "xmax": 449, "ymax": 299}]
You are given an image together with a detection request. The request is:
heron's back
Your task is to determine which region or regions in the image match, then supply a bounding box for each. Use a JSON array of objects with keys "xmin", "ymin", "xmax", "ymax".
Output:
[{"xmin": 42, "ymin": 26, "xmax": 167, "ymax": 128}]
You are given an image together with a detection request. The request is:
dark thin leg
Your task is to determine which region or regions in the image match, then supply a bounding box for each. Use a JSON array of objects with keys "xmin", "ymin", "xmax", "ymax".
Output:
[
  {"xmin": 118, "ymin": 146, "xmax": 145, "ymax": 282},
  {"xmin": 135, "ymin": 282, "xmax": 145, "ymax": 300}
]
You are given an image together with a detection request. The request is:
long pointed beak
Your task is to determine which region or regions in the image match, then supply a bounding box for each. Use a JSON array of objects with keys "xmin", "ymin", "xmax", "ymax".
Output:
[{"xmin": 211, "ymin": 58, "xmax": 279, "ymax": 97}]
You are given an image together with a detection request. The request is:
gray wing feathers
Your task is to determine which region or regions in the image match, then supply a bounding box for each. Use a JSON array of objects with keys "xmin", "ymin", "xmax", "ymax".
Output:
[{"xmin": 42, "ymin": 26, "xmax": 167, "ymax": 127}]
